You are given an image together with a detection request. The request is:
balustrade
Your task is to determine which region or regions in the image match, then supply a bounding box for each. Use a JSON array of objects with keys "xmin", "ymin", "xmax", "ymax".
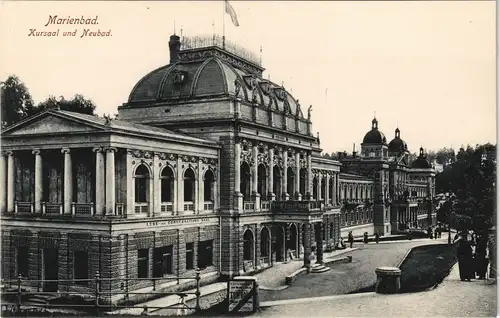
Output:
[
  {"xmin": 14, "ymin": 202, "xmax": 33, "ymax": 214},
  {"xmin": 260, "ymin": 201, "xmax": 270, "ymax": 211},
  {"xmin": 243, "ymin": 201, "xmax": 255, "ymax": 212},
  {"xmin": 71, "ymin": 203, "xmax": 94, "ymax": 217},
  {"xmin": 42, "ymin": 202, "xmax": 63, "ymax": 216},
  {"xmin": 203, "ymin": 202, "xmax": 214, "ymax": 212},
  {"xmin": 184, "ymin": 202, "xmax": 195, "ymax": 212},
  {"xmin": 134, "ymin": 203, "xmax": 149, "ymax": 215},
  {"xmin": 161, "ymin": 202, "xmax": 174, "ymax": 215}
]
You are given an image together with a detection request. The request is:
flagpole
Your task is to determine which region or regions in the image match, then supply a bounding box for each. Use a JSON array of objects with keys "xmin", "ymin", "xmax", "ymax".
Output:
[{"xmin": 222, "ymin": 0, "xmax": 226, "ymax": 49}]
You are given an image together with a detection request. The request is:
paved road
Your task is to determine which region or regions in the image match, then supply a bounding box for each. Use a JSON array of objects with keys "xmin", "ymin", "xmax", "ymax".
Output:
[
  {"xmin": 260, "ymin": 239, "xmax": 447, "ymax": 302},
  {"xmin": 257, "ymin": 263, "xmax": 497, "ymax": 317}
]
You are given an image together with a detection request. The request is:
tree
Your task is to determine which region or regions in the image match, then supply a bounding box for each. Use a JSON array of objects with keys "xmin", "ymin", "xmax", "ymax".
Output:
[
  {"xmin": 1, "ymin": 75, "xmax": 36, "ymax": 127},
  {"xmin": 436, "ymin": 143, "xmax": 496, "ymax": 231},
  {"xmin": 435, "ymin": 147, "xmax": 456, "ymax": 165},
  {"xmin": 34, "ymin": 94, "xmax": 96, "ymax": 116}
]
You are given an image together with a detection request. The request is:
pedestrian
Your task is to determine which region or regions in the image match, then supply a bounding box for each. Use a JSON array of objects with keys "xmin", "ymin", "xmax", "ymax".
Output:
[
  {"xmin": 375, "ymin": 232, "xmax": 380, "ymax": 244},
  {"xmin": 475, "ymin": 233, "xmax": 489, "ymax": 279},
  {"xmin": 348, "ymin": 231, "xmax": 354, "ymax": 248},
  {"xmin": 363, "ymin": 232, "xmax": 369, "ymax": 244},
  {"xmin": 457, "ymin": 233, "xmax": 474, "ymax": 281}
]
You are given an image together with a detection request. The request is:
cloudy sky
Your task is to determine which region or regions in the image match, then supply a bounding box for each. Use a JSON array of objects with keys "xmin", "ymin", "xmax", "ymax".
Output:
[{"xmin": 0, "ymin": 1, "xmax": 496, "ymax": 154}]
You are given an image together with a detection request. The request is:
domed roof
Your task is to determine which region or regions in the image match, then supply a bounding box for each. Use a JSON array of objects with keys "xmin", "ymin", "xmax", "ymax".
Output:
[
  {"xmin": 362, "ymin": 118, "xmax": 387, "ymax": 144},
  {"xmin": 411, "ymin": 147, "xmax": 432, "ymax": 169},
  {"xmin": 388, "ymin": 128, "xmax": 408, "ymax": 153},
  {"xmin": 126, "ymin": 36, "xmax": 304, "ymax": 118}
]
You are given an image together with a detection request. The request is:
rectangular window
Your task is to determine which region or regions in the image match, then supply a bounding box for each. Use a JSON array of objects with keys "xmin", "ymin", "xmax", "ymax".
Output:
[
  {"xmin": 153, "ymin": 246, "xmax": 173, "ymax": 278},
  {"xmin": 137, "ymin": 249, "xmax": 149, "ymax": 278},
  {"xmin": 197, "ymin": 240, "xmax": 214, "ymax": 269},
  {"xmin": 17, "ymin": 247, "xmax": 29, "ymax": 278},
  {"xmin": 73, "ymin": 251, "xmax": 89, "ymax": 286},
  {"xmin": 186, "ymin": 243, "xmax": 194, "ymax": 270}
]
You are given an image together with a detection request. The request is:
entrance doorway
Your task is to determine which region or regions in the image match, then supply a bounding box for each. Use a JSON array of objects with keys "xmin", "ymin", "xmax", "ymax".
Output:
[{"xmin": 43, "ymin": 248, "xmax": 59, "ymax": 292}]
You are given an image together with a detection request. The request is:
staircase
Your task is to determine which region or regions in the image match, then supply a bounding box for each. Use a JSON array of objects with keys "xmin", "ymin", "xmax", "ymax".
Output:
[
  {"xmin": 311, "ymin": 263, "xmax": 331, "ymax": 273},
  {"xmin": 24, "ymin": 293, "xmax": 58, "ymax": 306}
]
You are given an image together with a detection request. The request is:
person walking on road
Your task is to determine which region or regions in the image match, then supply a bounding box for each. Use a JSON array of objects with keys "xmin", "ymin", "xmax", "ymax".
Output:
[
  {"xmin": 457, "ymin": 233, "xmax": 474, "ymax": 281},
  {"xmin": 375, "ymin": 232, "xmax": 380, "ymax": 244},
  {"xmin": 348, "ymin": 231, "xmax": 354, "ymax": 248}
]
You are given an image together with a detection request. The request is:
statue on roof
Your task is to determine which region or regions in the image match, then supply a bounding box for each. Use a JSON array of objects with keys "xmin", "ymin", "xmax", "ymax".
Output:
[
  {"xmin": 308, "ymin": 105, "xmax": 313, "ymax": 120},
  {"xmin": 104, "ymin": 114, "xmax": 112, "ymax": 125},
  {"xmin": 251, "ymin": 85, "xmax": 258, "ymax": 104},
  {"xmin": 234, "ymin": 79, "xmax": 241, "ymax": 97},
  {"xmin": 296, "ymin": 99, "xmax": 302, "ymax": 117}
]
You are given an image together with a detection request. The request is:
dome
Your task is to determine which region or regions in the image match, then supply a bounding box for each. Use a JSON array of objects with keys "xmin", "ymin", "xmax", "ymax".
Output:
[
  {"xmin": 388, "ymin": 128, "xmax": 408, "ymax": 153},
  {"xmin": 362, "ymin": 118, "xmax": 387, "ymax": 144},
  {"xmin": 411, "ymin": 147, "xmax": 432, "ymax": 169},
  {"xmin": 126, "ymin": 35, "xmax": 304, "ymax": 118},
  {"xmin": 411, "ymin": 157, "xmax": 432, "ymax": 169}
]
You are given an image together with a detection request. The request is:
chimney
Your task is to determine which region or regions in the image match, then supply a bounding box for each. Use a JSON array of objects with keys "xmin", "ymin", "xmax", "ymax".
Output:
[
  {"xmin": 169, "ymin": 34, "xmax": 181, "ymax": 64},
  {"xmin": 352, "ymin": 143, "xmax": 357, "ymax": 157}
]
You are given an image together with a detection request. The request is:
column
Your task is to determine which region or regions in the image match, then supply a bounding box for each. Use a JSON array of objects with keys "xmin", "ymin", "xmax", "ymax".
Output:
[
  {"xmin": 0, "ymin": 153, "xmax": 6, "ymax": 213},
  {"xmin": 282, "ymin": 150, "xmax": 289, "ymax": 200},
  {"xmin": 6, "ymin": 151, "xmax": 14, "ymax": 213},
  {"xmin": 325, "ymin": 175, "xmax": 330, "ymax": 206},
  {"xmin": 336, "ymin": 173, "xmax": 340, "ymax": 204},
  {"xmin": 176, "ymin": 156, "xmax": 183, "ymax": 214},
  {"xmin": 316, "ymin": 173, "xmax": 321, "ymax": 201},
  {"xmin": 306, "ymin": 153, "xmax": 312, "ymax": 200},
  {"xmin": 316, "ymin": 223, "xmax": 323, "ymax": 264},
  {"xmin": 61, "ymin": 148, "xmax": 72, "ymax": 215},
  {"xmin": 234, "ymin": 141, "xmax": 243, "ymax": 211},
  {"xmin": 93, "ymin": 148, "xmax": 105, "ymax": 216},
  {"xmin": 153, "ymin": 154, "xmax": 161, "ymax": 217},
  {"xmin": 251, "ymin": 144, "xmax": 260, "ymax": 210},
  {"xmin": 303, "ymin": 223, "xmax": 311, "ymax": 272},
  {"xmin": 31, "ymin": 150, "xmax": 42, "ymax": 214},
  {"xmin": 197, "ymin": 159, "xmax": 204, "ymax": 213},
  {"xmin": 125, "ymin": 150, "xmax": 133, "ymax": 218},
  {"xmin": 295, "ymin": 152, "xmax": 301, "ymax": 200},
  {"xmin": 268, "ymin": 148, "xmax": 275, "ymax": 201},
  {"xmin": 105, "ymin": 148, "xmax": 116, "ymax": 216}
]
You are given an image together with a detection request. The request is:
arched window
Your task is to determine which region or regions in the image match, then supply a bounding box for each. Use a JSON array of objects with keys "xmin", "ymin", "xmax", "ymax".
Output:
[
  {"xmin": 299, "ymin": 168, "xmax": 307, "ymax": 196},
  {"xmin": 258, "ymin": 164, "xmax": 267, "ymax": 198},
  {"xmin": 134, "ymin": 165, "xmax": 150, "ymax": 203},
  {"xmin": 320, "ymin": 177, "xmax": 326, "ymax": 200},
  {"xmin": 184, "ymin": 168, "xmax": 195, "ymax": 202},
  {"xmin": 240, "ymin": 163, "xmax": 251, "ymax": 201},
  {"xmin": 161, "ymin": 166, "xmax": 174, "ymax": 202},
  {"xmin": 204, "ymin": 170, "xmax": 215, "ymax": 202},
  {"xmin": 312, "ymin": 177, "xmax": 318, "ymax": 200},
  {"xmin": 287, "ymin": 167, "xmax": 295, "ymax": 196},
  {"xmin": 273, "ymin": 166, "xmax": 281, "ymax": 200}
]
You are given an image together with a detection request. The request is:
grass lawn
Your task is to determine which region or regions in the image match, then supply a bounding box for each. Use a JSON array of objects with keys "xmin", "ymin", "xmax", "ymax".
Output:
[{"xmin": 399, "ymin": 243, "xmax": 457, "ymax": 293}]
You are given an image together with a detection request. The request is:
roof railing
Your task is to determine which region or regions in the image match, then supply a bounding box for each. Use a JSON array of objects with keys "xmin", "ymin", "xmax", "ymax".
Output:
[{"xmin": 181, "ymin": 34, "xmax": 261, "ymax": 66}]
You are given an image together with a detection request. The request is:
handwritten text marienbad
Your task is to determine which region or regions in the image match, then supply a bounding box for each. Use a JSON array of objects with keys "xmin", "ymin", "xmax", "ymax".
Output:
[{"xmin": 28, "ymin": 15, "xmax": 112, "ymax": 38}]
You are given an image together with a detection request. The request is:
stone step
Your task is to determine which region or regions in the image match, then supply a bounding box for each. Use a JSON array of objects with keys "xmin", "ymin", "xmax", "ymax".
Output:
[{"xmin": 311, "ymin": 264, "xmax": 331, "ymax": 273}]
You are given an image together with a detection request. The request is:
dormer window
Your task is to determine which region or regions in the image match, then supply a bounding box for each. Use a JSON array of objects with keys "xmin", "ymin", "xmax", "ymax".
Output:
[{"xmin": 173, "ymin": 71, "xmax": 186, "ymax": 84}]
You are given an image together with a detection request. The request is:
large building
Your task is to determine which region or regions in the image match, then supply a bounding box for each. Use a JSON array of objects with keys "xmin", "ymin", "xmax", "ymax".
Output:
[{"xmin": 0, "ymin": 34, "xmax": 436, "ymax": 304}]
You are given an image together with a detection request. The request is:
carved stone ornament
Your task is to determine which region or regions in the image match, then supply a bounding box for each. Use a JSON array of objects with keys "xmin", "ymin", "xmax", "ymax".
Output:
[
  {"xmin": 257, "ymin": 152, "xmax": 268, "ymax": 165},
  {"xmin": 288, "ymin": 156, "xmax": 296, "ymax": 167},
  {"xmin": 234, "ymin": 79, "xmax": 241, "ymax": 97},
  {"xmin": 241, "ymin": 151, "xmax": 253, "ymax": 165},
  {"xmin": 274, "ymin": 87, "xmax": 287, "ymax": 101},
  {"xmin": 182, "ymin": 155, "xmax": 199, "ymax": 163},
  {"xmin": 273, "ymin": 155, "xmax": 283, "ymax": 168}
]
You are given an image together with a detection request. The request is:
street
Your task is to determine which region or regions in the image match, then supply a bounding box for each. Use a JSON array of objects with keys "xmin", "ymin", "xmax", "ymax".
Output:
[{"xmin": 260, "ymin": 239, "xmax": 447, "ymax": 302}]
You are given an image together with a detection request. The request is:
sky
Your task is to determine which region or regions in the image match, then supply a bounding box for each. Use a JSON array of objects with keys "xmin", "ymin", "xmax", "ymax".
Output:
[{"xmin": 0, "ymin": 1, "xmax": 496, "ymax": 155}]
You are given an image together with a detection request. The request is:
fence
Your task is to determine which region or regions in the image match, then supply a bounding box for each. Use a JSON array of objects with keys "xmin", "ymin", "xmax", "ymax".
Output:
[{"xmin": 1, "ymin": 269, "xmax": 203, "ymax": 316}]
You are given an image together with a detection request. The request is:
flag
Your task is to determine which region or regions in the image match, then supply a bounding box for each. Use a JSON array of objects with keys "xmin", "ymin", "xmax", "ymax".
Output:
[{"xmin": 225, "ymin": 0, "xmax": 239, "ymax": 27}]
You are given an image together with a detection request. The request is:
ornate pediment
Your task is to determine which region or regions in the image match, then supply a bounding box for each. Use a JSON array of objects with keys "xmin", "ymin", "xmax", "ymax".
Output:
[{"xmin": 5, "ymin": 114, "xmax": 99, "ymax": 136}]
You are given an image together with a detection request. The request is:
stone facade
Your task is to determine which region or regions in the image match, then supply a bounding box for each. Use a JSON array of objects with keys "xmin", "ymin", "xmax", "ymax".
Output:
[{"xmin": 0, "ymin": 33, "xmax": 436, "ymax": 304}]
